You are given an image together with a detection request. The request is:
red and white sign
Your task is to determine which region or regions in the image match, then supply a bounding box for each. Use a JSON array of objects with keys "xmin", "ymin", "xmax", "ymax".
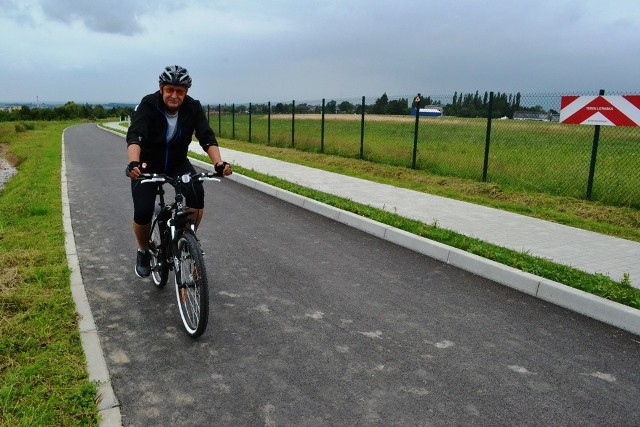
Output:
[{"xmin": 560, "ymin": 95, "xmax": 640, "ymax": 127}]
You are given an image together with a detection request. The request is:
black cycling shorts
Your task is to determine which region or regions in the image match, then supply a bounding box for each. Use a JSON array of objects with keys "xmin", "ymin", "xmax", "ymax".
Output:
[{"xmin": 131, "ymin": 160, "xmax": 205, "ymax": 225}]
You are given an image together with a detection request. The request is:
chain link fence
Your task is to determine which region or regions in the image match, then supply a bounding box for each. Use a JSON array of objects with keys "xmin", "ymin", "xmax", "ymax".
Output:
[{"xmin": 208, "ymin": 91, "xmax": 640, "ymax": 208}]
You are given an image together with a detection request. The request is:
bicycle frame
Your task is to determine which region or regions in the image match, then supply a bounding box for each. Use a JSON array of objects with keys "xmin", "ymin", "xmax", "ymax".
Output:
[
  {"xmin": 139, "ymin": 171, "xmax": 221, "ymax": 337},
  {"xmin": 151, "ymin": 181, "xmax": 195, "ymax": 267},
  {"xmin": 144, "ymin": 172, "xmax": 218, "ymax": 257}
]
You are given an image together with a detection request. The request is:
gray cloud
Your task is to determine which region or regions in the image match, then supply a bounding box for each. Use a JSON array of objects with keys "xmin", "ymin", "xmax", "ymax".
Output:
[
  {"xmin": 36, "ymin": 0, "xmax": 192, "ymax": 35},
  {"xmin": 37, "ymin": 0, "xmax": 150, "ymax": 34},
  {"xmin": 0, "ymin": 0, "xmax": 639, "ymax": 104}
]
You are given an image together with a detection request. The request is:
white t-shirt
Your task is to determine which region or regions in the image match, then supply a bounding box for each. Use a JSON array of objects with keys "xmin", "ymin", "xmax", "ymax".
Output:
[{"xmin": 165, "ymin": 111, "xmax": 178, "ymax": 140}]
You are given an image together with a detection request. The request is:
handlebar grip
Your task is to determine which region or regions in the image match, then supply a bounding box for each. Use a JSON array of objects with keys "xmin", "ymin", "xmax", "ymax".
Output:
[
  {"xmin": 140, "ymin": 176, "xmax": 167, "ymax": 184},
  {"xmin": 194, "ymin": 172, "xmax": 222, "ymax": 182}
]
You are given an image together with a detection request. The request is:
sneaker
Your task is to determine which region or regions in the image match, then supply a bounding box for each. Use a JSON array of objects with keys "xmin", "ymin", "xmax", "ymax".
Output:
[{"xmin": 135, "ymin": 249, "xmax": 151, "ymax": 278}]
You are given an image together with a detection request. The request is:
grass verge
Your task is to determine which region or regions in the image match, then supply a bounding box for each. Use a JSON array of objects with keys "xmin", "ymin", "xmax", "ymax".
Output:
[{"xmin": 0, "ymin": 121, "xmax": 98, "ymax": 426}]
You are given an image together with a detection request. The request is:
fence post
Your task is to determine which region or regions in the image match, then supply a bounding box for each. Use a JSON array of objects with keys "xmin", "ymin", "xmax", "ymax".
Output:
[
  {"xmin": 482, "ymin": 91, "xmax": 494, "ymax": 182},
  {"xmin": 412, "ymin": 104, "xmax": 420, "ymax": 169},
  {"xmin": 586, "ymin": 89, "xmax": 605, "ymax": 200},
  {"xmin": 218, "ymin": 104, "xmax": 221, "ymax": 136},
  {"xmin": 248, "ymin": 102, "xmax": 252, "ymax": 143},
  {"xmin": 321, "ymin": 98, "xmax": 325, "ymax": 153},
  {"xmin": 267, "ymin": 101, "xmax": 271, "ymax": 145},
  {"xmin": 232, "ymin": 103, "xmax": 235, "ymax": 140},
  {"xmin": 360, "ymin": 96, "xmax": 365, "ymax": 159},
  {"xmin": 291, "ymin": 100, "xmax": 295, "ymax": 148}
]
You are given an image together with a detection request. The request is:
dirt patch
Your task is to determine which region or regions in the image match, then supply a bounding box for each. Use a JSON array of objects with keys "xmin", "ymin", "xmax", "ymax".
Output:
[
  {"xmin": 0, "ymin": 266, "xmax": 19, "ymax": 293},
  {"xmin": 0, "ymin": 143, "xmax": 18, "ymax": 190}
]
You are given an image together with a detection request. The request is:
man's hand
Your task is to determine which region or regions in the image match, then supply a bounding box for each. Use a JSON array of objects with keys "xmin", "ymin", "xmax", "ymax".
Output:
[
  {"xmin": 214, "ymin": 161, "xmax": 232, "ymax": 177},
  {"xmin": 126, "ymin": 161, "xmax": 147, "ymax": 178}
]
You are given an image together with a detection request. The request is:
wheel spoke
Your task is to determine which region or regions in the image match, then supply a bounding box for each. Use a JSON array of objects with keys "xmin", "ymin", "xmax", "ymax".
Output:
[
  {"xmin": 149, "ymin": 216, "xmax": 169, "ymax": 288},
  {"xmin": 174, "ymin": 233, "xmax": 209, "ymax": 337}
]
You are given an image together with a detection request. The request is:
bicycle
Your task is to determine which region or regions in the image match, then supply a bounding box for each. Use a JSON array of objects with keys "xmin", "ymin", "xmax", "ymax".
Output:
[{"xmin": 139, "ymin": 171, "xmax": 221, "ymax": 337}]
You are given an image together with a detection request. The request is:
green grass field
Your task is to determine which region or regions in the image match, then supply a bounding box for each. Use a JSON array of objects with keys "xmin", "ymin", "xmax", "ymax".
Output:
[
  {"xmin": 0, "ymin": 121, "xmax": 98, "ymax": 426},
  {"xmin": 212, "ymin": 113, "xmax": 640, "ymax": 208}
]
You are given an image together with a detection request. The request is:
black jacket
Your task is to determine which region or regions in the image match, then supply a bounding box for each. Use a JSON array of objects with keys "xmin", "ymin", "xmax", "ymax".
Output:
[{"xmin": 126, "ymin": 91, "xmax": 218, "ymax": 174}]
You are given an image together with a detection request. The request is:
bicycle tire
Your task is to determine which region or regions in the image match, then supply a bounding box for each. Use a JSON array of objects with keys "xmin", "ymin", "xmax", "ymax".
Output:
[
  {"xmin": 149, "ymin": 215, "xmax": 169, "ymax": 288},
  {"xmin": 174, "ymin": 232, "xmax": 209, "ymax": 337}
]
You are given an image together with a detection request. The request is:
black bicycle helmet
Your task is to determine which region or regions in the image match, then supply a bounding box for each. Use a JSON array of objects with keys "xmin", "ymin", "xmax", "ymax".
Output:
[{"xmin": 158, "ymin": 65, "xmax": 192, "ymax": 88}]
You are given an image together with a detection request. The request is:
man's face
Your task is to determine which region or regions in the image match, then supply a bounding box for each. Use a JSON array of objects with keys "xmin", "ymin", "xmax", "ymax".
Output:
[{"xmin": 161, "ymin": 84, "xmax": 187, "ymax": 112}]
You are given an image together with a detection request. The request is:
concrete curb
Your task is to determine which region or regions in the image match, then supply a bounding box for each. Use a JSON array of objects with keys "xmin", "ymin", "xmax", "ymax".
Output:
[
  {"xmin": 62, "ymin": 130, "xmax": 122, "ymax": 426},
  {"xmin": 191, "ymin": 157, "xmax": 640, "ymax": 337}
]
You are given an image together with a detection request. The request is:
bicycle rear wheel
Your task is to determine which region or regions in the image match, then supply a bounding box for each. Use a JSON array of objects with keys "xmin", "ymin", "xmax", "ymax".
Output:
[
  {"xmin": 174, "ymin": 232, "xmax": 209, "ymax": 337},
  {"xmin": 149, "ymin": 215, "xmax": 168, "ymax": 288}
]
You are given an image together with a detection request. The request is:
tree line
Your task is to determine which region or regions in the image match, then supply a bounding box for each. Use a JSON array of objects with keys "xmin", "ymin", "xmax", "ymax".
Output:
[
  {"xmin": 217, "ymin": 94, "xmax": 409, "ymax": 116},
  {"xmin": 217, "ymin": 91, "xmax": 550, "ymax": 119},
  {"xmin": 2, "ymin": 91, "xmax": 551, "ymax": 122},
  {"xmin": 0, "ymin": 102, "xmax": 135, "ymax": 122},
  {"xmin": 443, "ymin": 91, "xmax": 527, "ymax": 118}
]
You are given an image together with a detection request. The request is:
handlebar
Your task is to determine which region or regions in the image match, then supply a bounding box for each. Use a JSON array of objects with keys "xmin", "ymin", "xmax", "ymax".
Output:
[{"xmin": 139, "ymin": 172, "xmax": 221, "ymax": 185}]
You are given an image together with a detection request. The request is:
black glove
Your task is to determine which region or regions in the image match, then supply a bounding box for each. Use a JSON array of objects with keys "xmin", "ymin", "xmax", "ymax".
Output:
[
  {"xmin": 214, "ymin": 161, "xmax": 228, "ymax": 176},
  {"xmin": 125, "ymin": 161, "xmax": 141, "ymax": 177}
]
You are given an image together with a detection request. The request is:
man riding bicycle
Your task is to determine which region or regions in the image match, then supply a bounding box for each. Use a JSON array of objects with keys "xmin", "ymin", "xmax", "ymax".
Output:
[{"xmin": 125, "ymin": 65, "xmax": 232, "ymax": 278}]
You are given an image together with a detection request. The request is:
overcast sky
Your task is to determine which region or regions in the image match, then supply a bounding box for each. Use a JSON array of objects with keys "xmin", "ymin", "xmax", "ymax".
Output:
[{"xmin": 1, "ymin": 0, "xmax": 638, "ymax": 105}]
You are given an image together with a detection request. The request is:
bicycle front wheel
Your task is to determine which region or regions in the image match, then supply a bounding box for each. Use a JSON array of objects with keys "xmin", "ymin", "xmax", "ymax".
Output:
[{"xmin": 174, "ymin": 232, "xmax": 209, "ymax": 337}]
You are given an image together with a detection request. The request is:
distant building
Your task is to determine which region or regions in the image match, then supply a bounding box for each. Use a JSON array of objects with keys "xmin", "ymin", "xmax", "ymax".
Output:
[
  {"xmin": 410, "ymin": 105, "xmax": 443, "ymax": 117},
  {"xmin": 0, "ymin": 105, "xmax": 22, "ymax": 112},
  {"xmin": 513, "ymin": 111, "xmax": 552, "ymax": 121}
]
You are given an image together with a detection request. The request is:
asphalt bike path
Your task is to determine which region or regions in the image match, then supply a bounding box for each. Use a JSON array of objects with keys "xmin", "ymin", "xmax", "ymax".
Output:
[
  {"xmin": 65, "ymin": 124, "xmax": 640, "ymax": 426},
  {"xmin": 102, "ymin": 122, "xmax": 640, "ymax": 337}
]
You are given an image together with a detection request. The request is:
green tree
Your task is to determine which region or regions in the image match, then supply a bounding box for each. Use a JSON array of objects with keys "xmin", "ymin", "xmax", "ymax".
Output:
[
  {"xmin": 55, "ymin": 102, "xmax": 80, "ymax": 119},
  {"xmin": 273, "ymin": 102, "xmax": 286, "ymax": 114},
  {"xmin": 295, "ymin": 103, "xmax": 310, "ymax": 113},
  {"xmin": 338, "ymin": 101, "xmax": 355, "ymax": 114},
  {"xmin": 387, "ymin": 98, "xmax": 409, "ymax": 115},
  {"xmin": 19, "ymin": 105, "xmax": 32, "ymax": 120},
  {"xmin": 93, "ymin": 105, "xmax": 107, "ymax": 119},
  {"xmin": 371, "ymin": 93, "xmax": 389, "ymax": 114}
]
